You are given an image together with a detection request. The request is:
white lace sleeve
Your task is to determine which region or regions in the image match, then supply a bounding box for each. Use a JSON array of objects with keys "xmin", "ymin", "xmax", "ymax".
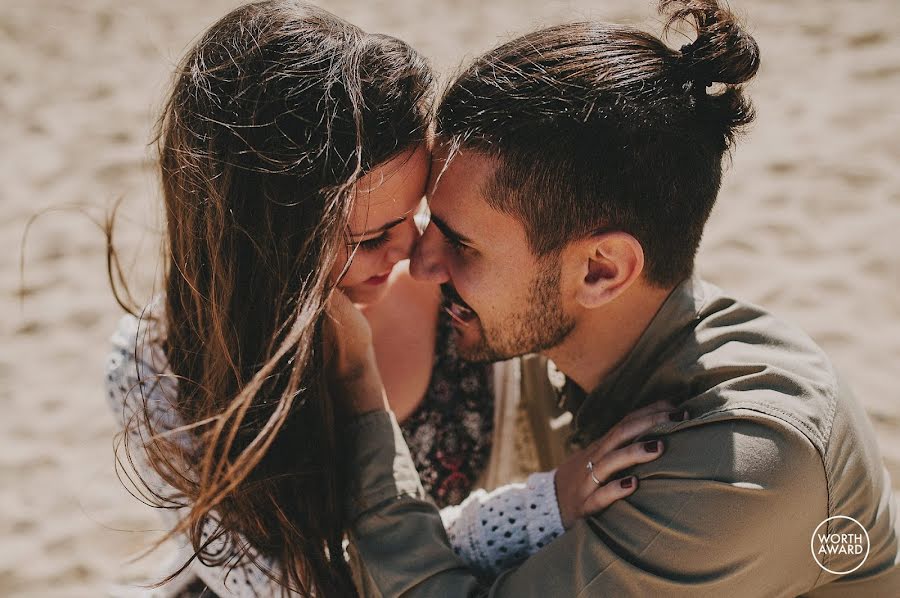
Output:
[
  {"xmin": 439, "ymin": 471, "xmax": 565, "ymax": 577},
  {"xmin": 105, "ymin": 312, "xmax": 292, "ymax": 597}
]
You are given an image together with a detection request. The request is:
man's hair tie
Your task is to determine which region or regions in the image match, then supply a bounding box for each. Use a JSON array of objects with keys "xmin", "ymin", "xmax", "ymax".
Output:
[{"xmin": 679, "ymin": 37, "xmax": 714, "ymax": 90}]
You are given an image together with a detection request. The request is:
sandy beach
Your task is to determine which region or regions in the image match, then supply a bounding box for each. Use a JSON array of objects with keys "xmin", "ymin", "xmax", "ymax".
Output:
[{"xmin": 2, "ymin": 0, "xmax": 898, "ymax": 595}]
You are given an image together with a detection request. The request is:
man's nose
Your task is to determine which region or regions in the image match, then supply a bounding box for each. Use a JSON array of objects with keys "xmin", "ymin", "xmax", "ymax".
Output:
[
  {"xmin": 409, "ymin": 223, "xmax": 450, "ymax": 283},
  {"xmin": 385, "ymin": 217, "xmax": 419, "ymax": 264}
]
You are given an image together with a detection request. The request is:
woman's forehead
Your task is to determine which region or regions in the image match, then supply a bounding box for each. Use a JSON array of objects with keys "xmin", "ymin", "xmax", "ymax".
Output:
[
  {"xmin": 356, "ymin": 145, "xmax": 430, "ymax": 193},
  {"xmin": 349, "ymin": 145, "xmax": 430, "ymax": 231}
]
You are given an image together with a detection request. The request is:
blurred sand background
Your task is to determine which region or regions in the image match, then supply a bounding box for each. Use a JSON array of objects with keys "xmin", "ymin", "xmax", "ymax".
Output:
[{"xmin": 1, "ymin": 0, "xmax": 898, "ymax": 595}]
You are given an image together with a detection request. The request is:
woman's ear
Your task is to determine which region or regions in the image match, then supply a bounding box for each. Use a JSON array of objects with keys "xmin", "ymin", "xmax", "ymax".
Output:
[{"xmin": 574, "ymin": 232, "xmax": 644, "ymax": 308}]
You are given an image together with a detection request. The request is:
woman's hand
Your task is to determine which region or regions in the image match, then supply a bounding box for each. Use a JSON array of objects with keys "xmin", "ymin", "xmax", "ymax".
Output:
[
  {"xmin": 554, "ymin": 400, "xmax": 688, "ymax": 529},
  {"xmin": 324, "ymin": 290, "xmax": 388, "ymax": 416}
]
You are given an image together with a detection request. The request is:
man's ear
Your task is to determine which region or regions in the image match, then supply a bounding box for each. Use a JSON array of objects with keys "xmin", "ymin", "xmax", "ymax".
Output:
[{"xmin": 574, "ymin": 232, "xmax": 644, "ymax": 308}]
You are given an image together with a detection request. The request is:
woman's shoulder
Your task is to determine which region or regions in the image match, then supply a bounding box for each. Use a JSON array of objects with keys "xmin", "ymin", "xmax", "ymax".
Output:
[
  {"xmin": 106, "ymin": 301, "xmax": 168, "ymax": 381},
  {"xmin": 104, "ymin": 301, "xmax": 180, "ymax": 433}
]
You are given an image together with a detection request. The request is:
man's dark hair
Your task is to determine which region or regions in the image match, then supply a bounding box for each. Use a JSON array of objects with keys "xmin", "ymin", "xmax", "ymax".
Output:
[{"xmin": 436, "ymin": 0, "xmax": 760, "ymax": 287}]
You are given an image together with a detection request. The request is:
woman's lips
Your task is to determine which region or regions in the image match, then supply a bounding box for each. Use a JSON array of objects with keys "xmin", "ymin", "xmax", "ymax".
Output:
[{"xmin": 365, "ymin": 272, "xmax": 391, "ymax": 285}]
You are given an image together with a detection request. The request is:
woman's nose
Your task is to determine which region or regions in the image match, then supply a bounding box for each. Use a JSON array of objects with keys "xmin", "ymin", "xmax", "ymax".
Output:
[{"xmin": 409, "ymin": 223, "xmax": 450, "ymax": 283}]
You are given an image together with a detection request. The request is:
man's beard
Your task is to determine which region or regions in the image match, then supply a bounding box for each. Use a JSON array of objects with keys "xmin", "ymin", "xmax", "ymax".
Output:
[{"xmin": 458, "ymin": 260, "xmax": 575, "ymax": 363}]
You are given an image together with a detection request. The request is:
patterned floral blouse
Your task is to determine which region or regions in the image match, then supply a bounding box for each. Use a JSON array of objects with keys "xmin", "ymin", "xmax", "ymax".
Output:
[{"xmin": 400, "ymin": 307, "xmax": 495, "ymax": 508}]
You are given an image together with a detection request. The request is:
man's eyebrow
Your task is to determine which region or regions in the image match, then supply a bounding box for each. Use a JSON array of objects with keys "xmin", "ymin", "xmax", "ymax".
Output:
[
  {"xmin": 349, "ymin": 210, "xmax": 413, "ymax": 237},
  {"xmin": 430, "ymin": 213, "xmax": 473, "ymax": 245}
]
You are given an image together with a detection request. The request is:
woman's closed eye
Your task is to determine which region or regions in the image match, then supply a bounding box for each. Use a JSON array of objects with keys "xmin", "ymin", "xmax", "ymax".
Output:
[
  {"xmin": 349, "ymin": 211, "xmax": 416, "ymax": 252},
  {"xmin": 357, "ymin": 230, "xmax": 391, "ymax": 251}
]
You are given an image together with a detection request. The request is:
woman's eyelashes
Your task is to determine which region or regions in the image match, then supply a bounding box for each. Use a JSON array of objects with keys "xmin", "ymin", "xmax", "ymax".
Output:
[
  {"xmin": 358, "ymin": 230, "xmax": 391, "ymax": 251},
  {"xmin": 350, "ymin": 213, "xmax": 416, "ymax": 252}
]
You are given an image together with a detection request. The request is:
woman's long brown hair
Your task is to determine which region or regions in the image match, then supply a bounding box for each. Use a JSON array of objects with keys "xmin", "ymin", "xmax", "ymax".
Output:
[{"xmin": 107, "ymin": 1, "xmax": 432, "ymax": 595}]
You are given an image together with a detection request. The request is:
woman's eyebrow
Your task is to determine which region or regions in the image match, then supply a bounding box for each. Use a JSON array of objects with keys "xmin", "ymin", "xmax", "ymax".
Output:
[{"xmin": 349, "ymin": 209, "xmax": 414, "ymax": 237}]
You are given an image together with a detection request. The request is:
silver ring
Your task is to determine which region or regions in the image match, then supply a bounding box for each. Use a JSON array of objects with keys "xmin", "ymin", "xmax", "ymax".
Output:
[{"xmin": 586, "ymin": 460, "xmax": 602, "ymax": 486}]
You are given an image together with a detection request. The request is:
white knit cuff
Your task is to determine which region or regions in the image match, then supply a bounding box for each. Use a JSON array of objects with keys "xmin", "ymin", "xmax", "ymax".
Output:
[{"xmin": 524, "ymin": 470, "xmax": 565, "ymax": 550}]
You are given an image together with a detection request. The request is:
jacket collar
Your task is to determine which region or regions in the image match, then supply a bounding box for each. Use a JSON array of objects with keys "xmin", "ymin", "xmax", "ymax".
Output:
[{"xmin": 563, "ymin": 275, "xmax": 709, "ymax": 444}]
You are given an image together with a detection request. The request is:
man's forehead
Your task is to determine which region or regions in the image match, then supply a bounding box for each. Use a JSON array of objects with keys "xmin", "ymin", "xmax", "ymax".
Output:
[{"xmin": 425, "ymin": 149, "xmax": 531, "ymax": 253}]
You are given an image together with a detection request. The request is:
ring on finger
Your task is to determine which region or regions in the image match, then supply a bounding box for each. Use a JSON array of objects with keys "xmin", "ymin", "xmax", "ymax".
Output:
[{"xmin": 586, "ymin": 460, "xmax": 602, "ymax": 486}]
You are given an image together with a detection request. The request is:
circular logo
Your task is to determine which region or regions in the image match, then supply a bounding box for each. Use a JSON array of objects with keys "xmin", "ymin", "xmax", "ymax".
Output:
[{"xmin": 810, "ymin": 515, "xmax": 870, "ymax": 575}]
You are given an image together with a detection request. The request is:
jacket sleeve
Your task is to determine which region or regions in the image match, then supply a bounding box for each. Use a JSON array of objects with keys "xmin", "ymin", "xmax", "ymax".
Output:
[{"xmin": 344, "ymin": 408, "xmax": 827, "ymax": 597}]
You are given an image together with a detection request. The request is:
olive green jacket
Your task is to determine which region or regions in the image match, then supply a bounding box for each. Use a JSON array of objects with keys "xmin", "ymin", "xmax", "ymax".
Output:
[{"xmin": 344, "ymin": 276, "xmax": 900, "ymax": 597}]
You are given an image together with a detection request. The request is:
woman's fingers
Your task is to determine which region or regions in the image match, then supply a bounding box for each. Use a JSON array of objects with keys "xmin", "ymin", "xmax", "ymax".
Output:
[
  {"xmin": 580, "ymin": 476, "xmax": 639, "ymax": 514},
  {"xmin": 592, "ymin": 439, "xmax": 663, "ymax": 483},
  {"xmin": 558, "ymin": 402, "xmax": 689, "ymax": 527},
  {"xmin": 323, "ymin": 290, "xmax": 386, "ymax": 415},
  {"xmin": 589, "ymin": 407, "xmax": 686, "ymax": 456},
  {"xmin": 579, "ymin": 438, "xmax": 665, "ymax": 498},
  {"xmin": 325, "ymin": 289, "xmax": 373, "ymax": 349},
  {"xmin": 614, "ymin": 408, "xmax": 686, "ymax": 448},
  {"xmin": 618, "ymin": 399, "xmax": 676, "ymax": 425},
  {"xmin": 324, "ymin": 290, "xmax": 374, "ymax": 376}
]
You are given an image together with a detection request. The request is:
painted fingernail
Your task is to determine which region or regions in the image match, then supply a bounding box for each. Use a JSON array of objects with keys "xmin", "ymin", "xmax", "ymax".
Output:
[
  {"xmin": 644, "ymin": 440, "xmax": 661, "ymax": 453},
  {"xmin": 668, "ymin": 410, "xmax": 688, "ymax": 422},
  {"xmin": 620, "ymin": 477, "xmax": 635, "ymax": 489}
]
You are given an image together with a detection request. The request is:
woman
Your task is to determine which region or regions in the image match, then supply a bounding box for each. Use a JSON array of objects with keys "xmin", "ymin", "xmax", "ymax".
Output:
[{"xmin": 105, "ymin": 2, "xmax": 673, "ymax": 596}]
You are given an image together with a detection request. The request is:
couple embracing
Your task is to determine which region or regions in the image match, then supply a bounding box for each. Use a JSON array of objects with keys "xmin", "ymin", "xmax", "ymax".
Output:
[{"xmin": 106, "ymin": 0, "xmax": 899, "ymax": 596}]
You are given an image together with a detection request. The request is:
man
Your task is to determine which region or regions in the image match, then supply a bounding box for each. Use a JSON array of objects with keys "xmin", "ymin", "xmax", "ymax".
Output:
[{"xmin": 335, "ymin": 1, "xmax": 900, "ymax": 595}]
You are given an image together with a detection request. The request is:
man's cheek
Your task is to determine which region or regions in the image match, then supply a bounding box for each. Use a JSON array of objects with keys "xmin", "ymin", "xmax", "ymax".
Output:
[
  {"xmin": 453, "ymin": 265, "xmax": 486, "ymax": 303},
  {"xmin": 465, "ymin": 283, "xmax": 492, "ymax": 319}
]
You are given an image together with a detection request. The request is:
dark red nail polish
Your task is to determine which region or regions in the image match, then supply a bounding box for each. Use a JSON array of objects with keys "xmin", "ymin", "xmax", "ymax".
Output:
[
  {"xmin": 644, "ymin": 440, "xmax": 661, "ymax": 453},
  {"xmin": 620, "ymin": 477, "xmax": 634, "ymax": 489}
]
